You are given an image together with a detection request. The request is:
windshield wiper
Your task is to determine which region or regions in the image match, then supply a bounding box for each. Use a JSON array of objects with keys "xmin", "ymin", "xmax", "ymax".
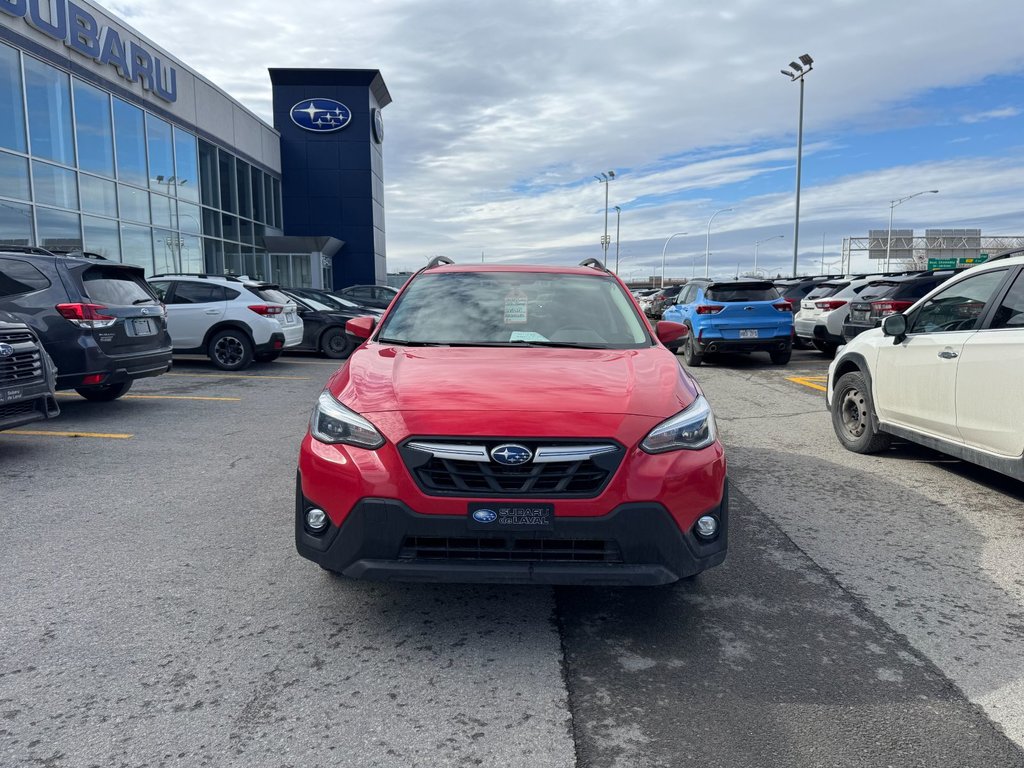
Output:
[
  {"xmin": 377, "ymin": 338, "xmax": 452, "ymax": 346},
  {"xmin": 133, "ymin": 298, "xmax": 158, "ymax": 305}
]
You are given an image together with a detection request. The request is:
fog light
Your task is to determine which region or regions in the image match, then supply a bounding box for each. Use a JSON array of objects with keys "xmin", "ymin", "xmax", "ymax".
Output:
[
  {"xmin": 695, "ymin": 515, "xmax": 718, "ymax": 539},
  {"xmin": 305, "ymin": 508, "xmax": 328, "ymax": 533}
]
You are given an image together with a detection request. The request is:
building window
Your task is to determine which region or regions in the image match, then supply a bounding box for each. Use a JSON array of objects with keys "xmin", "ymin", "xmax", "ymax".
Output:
[
  {"xmin": 83, "ymin": 215, "xmax": 121, "ymax": 262},
  {"xmin": 113, "ymin": 98, "xmax": 148, "ymax": 187},
  {"xmin": 150, "ymin": 193, "xmax": 175, "ymax": 230},
  {"xmin": 272, "ymin": 177, "xmax": 282, "ymax": 228},
  {"xmin": 0, "ymin": 43, "xmax": 27, "ymax": 153},
  {"xmin": 236, "ymin": 159, "xmax": 252, "ymax": 219},
  {"xmin": 32, "ymin": 161, "xmax": 79, "ymax": 209},
  {"xmin": 118, "ymin": 184, "xmax": 150, "ymax": 224},
  {"xmin": 73, "ymin": 80, "xmax": 114, "ymax": 177},
  {"xmin": 174, "ymin": 128, "xmax": 199, "ymax": 203},
  {"xmin": 177, "ymin": 201, "xmax": 201, "ymax": 235},
  {"xmin": 146, "ymin": 114, "xmax": 174, "ymax": 192},
  {"xmin": 224, "ymin": 241, "xmax": 241, "ymax": 276},
  {"xmin": 24, "ymin": 56, "xmax": 74, "ymax": 165},
  {"xmin": 80, "ymin": 174, "xmax": 118, "ymax": 217},
  {"xmin": 197, "ymin": 139, "xmax": 219, "ymax": 207},
  {"xmin": 0, "ymin": 152, "xmax": 30, "ymax": 201},
  {"xmin": 203, "ymin": 237, "xmax": 224, "ymax": 276},
  {"xmin": 251, "ymin": 166, "xmax": 265, "ymax": 223},
  {"xmin": 120, "ymin": 223, "xmax": 154, "ymax": 274},
  {"xmin": 0, "ymin": 200, "xmax": 33, "ymax": 245},
  {"xmin": 218, "ymin": 149, "xmax": 237, "ymax": 213},
  {"xmin": 36, "ymin": 207, "xmax": 82, "ymax": 251}
]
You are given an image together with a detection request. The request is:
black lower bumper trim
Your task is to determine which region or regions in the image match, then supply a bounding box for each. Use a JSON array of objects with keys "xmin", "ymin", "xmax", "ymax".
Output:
[
  {"xmin": 700, "ymin": 338, "xmax": 789, "ymax": 353},
  {"xmin": 295, "ymin": 477, "xmax": 729, "ymax": 586}
]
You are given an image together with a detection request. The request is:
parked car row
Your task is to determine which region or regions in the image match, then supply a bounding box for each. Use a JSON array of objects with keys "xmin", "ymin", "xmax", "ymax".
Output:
[{"xmin": 0, "ymin": 246, "xmax": 391, "ymax": 431}]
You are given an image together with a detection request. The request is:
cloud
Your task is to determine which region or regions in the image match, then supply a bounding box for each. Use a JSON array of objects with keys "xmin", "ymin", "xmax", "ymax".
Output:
[{"xmin": 960, "ymin": 107, "xmax": 1022, "ymax": 124}]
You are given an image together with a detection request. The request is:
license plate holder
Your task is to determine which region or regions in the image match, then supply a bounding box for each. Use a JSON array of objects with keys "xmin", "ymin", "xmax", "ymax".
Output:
[
  {"xmin": 128, "ymin": 318, "xmax": 155, "ymax": 336},
  {"xmin": 739, "ymin": 328, "xmax": 759, "ymax": 339},
  {"xmin": 467, "ymin": 502, "xmax": 554, "ymax": 531}
]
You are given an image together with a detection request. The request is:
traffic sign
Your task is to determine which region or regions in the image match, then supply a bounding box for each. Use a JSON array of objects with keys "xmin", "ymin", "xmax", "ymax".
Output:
[
  {"xmin": 927, "ymin": 259, "xmax": 957, "ymax": 269},
  {"xmin": 927, "ymin": 255, "xmax": 990, "ymax": 269}
]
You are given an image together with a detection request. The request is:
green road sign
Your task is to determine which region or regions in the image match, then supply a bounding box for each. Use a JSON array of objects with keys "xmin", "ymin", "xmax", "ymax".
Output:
[
  {"xmin": 927, "ymin": 255, "xmax": 990, "ymax": 269},
  {"xmin": 927, "ymin": 258, "xmax": 957, "ymax": 269}
]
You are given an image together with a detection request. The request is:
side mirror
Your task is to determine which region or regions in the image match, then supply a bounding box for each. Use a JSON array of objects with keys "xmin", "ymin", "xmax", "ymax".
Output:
[
  {"xmin": 882, "ymin": 313, "xmax": 907, "ymax": 342},
  {"xmin": 345, "ymin": 316, "xmax": 377, "ymax": 341},
  {"xmin": 656, "ymin": 320, "xmax": 689, "ymax": 350}
]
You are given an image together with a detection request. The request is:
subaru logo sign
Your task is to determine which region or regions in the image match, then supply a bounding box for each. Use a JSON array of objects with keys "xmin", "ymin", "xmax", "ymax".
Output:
[
  {"xmin": 0, "ymin": 343, "xmax": 13, "ymax": 358},
  {"xmin": 490, "ymin": 444, "xmax": 533, "ymax": 466},
  {"xmin": 290, "ymin": 99, "xmax": 352, "ymax": 133},
  {"xmin": 472, "ymin": 509, "xmax": 497, "ymax": 524}
]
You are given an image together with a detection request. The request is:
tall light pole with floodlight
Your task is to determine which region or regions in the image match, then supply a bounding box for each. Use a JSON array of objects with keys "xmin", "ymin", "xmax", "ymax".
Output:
[
  {"xmin": 754, "ymin": 234, "xmax": 784, "ymax": 276},
  {"xmin": 781, "ymin": 53, "xmax": 813, "ymax": 277},
  {"xmin": 885, "ymin": 189, "xmax": 939, "ymax": 270},
  {"xmin": 704, "ymin": 207, "xmax": 733, "ymax": 277},
  {"xmin": 660, "ymin": 232, "xmax": 688, "ymax": 288},
  {"xmin": 594, "ymin": 171, "xmax": 615, "ymax": 261},
  {"xmin": 613, "ymin": 205, "xmax": 622, "ymax": 274}
]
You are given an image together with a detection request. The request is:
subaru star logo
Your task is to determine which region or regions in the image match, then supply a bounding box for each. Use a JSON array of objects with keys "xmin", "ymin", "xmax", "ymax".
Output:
[
  {"xmin": 289, "ymin": 98, "xmax": 352, "ymax": 133},
  {"xmin": 490, "ymin": 444, "xmax": 533, "ymax": 466},
  {"xmin": 472, "ymin": 509, "xmax": 498, "ymax": 524},
  {"xmin": 0, "ymin": 343, "xmax": 13, "ymax": 358}
]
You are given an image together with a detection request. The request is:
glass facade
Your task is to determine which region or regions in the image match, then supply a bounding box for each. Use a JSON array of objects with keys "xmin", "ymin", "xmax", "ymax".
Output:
[{"xmin": 0, "ymin": 42, "xmax": 283, "ymax": 278}]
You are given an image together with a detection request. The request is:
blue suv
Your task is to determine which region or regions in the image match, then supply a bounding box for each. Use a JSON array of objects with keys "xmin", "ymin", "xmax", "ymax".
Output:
[{"xmin": 662, "ymin": 279, "xmax": 794, "ymax": 366}]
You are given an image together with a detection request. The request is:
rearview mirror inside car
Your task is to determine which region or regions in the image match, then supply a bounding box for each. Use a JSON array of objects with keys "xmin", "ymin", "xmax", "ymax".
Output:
[{"xmin": 345, "ymin": 316, "xmax": 377, "ymax": 340}]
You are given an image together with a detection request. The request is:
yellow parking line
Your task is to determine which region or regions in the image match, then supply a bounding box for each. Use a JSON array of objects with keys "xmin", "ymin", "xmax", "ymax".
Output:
[
  {"xmin": 56, "ymin": 393, "xmax": 241, "ymax": 402},
  {"xmin": 5, "ymin": 429, "xmax": 133, "ymax": 439},
  {"xmin": 787, "ymin": 376, "xmax": 828, "ymax": 392},
  {"xmin": 165, "ymin": 372, "xmax": 310, "ymax": 381}
]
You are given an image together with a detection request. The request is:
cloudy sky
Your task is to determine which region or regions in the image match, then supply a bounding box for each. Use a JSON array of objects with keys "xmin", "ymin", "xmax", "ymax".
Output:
[{"xmin": 109, "ymin": 0, "xmax": 1024, "ymax": 278}]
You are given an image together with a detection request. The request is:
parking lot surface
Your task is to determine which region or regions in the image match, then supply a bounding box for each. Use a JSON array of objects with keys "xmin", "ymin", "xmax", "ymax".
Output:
[{"xmin": 2, "ymin": 350, "xmax": 1023, "ymax": 767}]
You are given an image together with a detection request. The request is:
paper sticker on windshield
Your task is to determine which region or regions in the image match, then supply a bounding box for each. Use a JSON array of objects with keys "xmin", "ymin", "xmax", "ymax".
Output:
[
  {"xmin": 509, "ymin": 331, "xmax": 548, "ymax": 342},
  {"xmin": 504, "ymin": 292, "xmax": 528, "ymax": 324}
]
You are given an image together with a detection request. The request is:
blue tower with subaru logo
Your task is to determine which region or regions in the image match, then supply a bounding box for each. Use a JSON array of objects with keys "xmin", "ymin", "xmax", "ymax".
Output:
[{"xmin": 269, "ymin": 69, "xmax": 391, "ymax": 289}]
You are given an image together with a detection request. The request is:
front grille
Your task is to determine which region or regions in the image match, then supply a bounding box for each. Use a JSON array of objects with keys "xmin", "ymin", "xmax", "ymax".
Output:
[
  {"xmin": 0, "ymin": 400, "xmax": 39, "ymax": 420},
  {"xmin": 0, "ymin": 331, "xmax": 34, "ymax": 344},
  {"xmin": 400, "ymin": 438, "xmax": 624, "ymax": 498},
  {"xmin": 0, "ymin": 348, "xmax": 44, "ymax": 387},
  {"xmin": 399, "ymin": 536, "xmax": 623, "ymax": 563}
]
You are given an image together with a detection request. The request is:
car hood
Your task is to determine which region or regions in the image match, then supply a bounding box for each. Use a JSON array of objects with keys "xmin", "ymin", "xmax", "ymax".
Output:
[{"xmin": 328, "ymin": 343, "xmax": 699, "ymax": 418}]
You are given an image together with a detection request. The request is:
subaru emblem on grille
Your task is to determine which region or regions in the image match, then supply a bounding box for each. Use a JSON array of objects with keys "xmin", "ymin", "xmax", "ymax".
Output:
[
  {"xmin": 0, "ymin": 343, "xmax": 13, "ymax": 358},
  {"xmin": 490, "ymin": 444, "xmax": 533, "ymax": 466}
]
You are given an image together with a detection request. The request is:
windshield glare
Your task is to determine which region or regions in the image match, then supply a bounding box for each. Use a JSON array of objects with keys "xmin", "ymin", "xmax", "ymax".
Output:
[{"xmin": 376, "ymin": 272, "xmax": 651, "ymax": 348}]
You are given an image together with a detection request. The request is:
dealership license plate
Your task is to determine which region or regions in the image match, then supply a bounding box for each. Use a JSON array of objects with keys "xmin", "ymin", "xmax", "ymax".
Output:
[
  {"xmin": 128, "ymin": 318, "xmax": 155, "ymax": 336},
  {"xmin": 467, "ymin": 502, "xmax": 554, "ymax": 531},
  {"xmin": 739, "ymin": 329, "xmax": 759, "ymax": 339}
]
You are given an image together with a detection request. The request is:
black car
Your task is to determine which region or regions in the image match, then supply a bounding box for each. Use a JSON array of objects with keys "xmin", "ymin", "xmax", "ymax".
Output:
[
  {"xmin": 281, "ymin": 290, "xmax": 380, "ymax": 359},
  {"xmin": 0, "ymin": 247, "xmax": 172, "ymax": 401},
  {"xmin": 842, "ymin": 269, "xmax": 965, "ymax": 342},
  {"xmin": 647, "ymin": 284, "xmax": 685, "ymax": 318},
  {"xmin": 333, "ymin": 284, "xmax": 399, "ymax": 310},
  {"xmin": 285, "ymin": 287, "xmax": 381, "ymax": 316},
  {"xmin": 0, "ymin": 314, "xmax": 60, "ymax": 432}
]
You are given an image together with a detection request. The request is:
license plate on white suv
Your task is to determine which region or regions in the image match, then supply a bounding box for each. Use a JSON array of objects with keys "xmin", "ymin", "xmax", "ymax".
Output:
[{"xmin": 739, "ymin": 329, "xmax": 759, "ymax": 339}]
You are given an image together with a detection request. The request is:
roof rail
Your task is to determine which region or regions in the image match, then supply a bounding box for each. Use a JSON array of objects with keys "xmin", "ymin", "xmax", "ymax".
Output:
[
  {"xmin": 425, "ymin": 256, "xmax": 454, "ymax": 269},
  {"xmin": 578, "ymin": 258, "xmax": 609, "ymax": 272},
  {"xmin": 986, "ymin": 247, "xmax": 1024, "ymax": 263},
  {"xmin": 0, "ymin": 245, "xmax": 56, "ymax": 256},
  {"xmin": 47, "ymin": 247, "xmax": 108, "ymax": 260},
  {"xmin": 149, "ymin": 272, "xmax": 243, "ymax": 282}
]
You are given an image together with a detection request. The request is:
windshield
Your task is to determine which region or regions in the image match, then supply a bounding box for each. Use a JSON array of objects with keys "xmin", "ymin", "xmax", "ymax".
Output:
[
  {"xmin": 376, "ymin": 271, "xmax": 651, "ymax": 348},
  {"xmin": 805, "ymin": 283, "xmax": 846, "ymax": 300}
]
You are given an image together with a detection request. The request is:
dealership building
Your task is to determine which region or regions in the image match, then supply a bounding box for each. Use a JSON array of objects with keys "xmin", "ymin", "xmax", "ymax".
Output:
[{"xmin": 0, "ymin": 0, "xmax": 390, "ymax": 288}]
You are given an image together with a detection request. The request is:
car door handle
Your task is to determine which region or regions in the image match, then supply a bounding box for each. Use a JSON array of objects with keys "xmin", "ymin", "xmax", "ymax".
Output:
[
  {"xmin": 938, "ymin": 349, "xmax": 958, "ymax": 359},
  {"xmin": 204, "ymin": 309, "xmax": 220, "ymax": 315}
]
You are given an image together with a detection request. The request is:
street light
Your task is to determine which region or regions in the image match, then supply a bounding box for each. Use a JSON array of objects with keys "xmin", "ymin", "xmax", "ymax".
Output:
[
  {"xmin": 594, "ymin": 170, "xmax": 616, "ymax": 261},
  {"xmin": 885, "ymin": 189, "xmax": 939, "ymax": 270},
  {"xmin": 613, "ymin": 205, "xmax": 621, "ymax": 274},
  {"xmin": 704, "ymin": 208, "xmax": 733, "ymax": 277},
  {"xmin": 660, "ymin": 232, "xmax": 688, "ymax": 288},
  {"xmin": 781, "ymin": 53, "xmax": 813, "ymax": 277},
  {"xmin": 754, "ymin": 234, "xmax": 784, "ymax": 276}
]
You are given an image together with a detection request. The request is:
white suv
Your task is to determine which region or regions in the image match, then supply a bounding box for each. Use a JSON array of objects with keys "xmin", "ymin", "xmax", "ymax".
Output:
[
  {"xmin": 795, "ymin": 276, "xmax": 894, "ymax": 357},
  {"xmin": 826, "ymin": 250, "xmax": 1024, "ymax": 480},
  {"xmin": 148, "ymin": 275, "xmax": 304, "ymax": 370}
]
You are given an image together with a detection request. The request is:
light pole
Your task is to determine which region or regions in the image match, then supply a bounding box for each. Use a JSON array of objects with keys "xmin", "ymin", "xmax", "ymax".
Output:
[
  {"xmin": 754, "ymin": 234, "xmax": 784, "ymax": 276},
  {"xmin": 704, "ymin": 208, "xmax": 733, "ymax": 277},
  {"xmin": 781, "ymin": 53, "xmax": 813, "ymax": 277},
  {"xmin": 885, "ymin": 190, "xmax": 939, "ymax": 270},
  {"xmin": 660, "ymin": 232, "xmax": 688, "ymax": 288},
  {"xmin": 594, "ymin": 170, "xmax": 615, "ymax": 261},
  {"xmin": 613, "ymin": 206, "xmax": 622, "ymax": 274}
]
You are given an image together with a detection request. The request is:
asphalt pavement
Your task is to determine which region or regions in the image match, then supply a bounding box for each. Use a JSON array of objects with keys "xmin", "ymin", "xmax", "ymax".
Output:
[{"xmin": 1, "ymin": 349, "xmax": 1022, "ymax": 767}]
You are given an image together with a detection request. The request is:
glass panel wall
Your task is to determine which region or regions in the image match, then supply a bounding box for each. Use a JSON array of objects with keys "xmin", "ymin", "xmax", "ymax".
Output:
[
  {"xmin": 0, "ymin": 43, "xmax": 27, "ymax": 153},
  {"xmin": 80, "ymin": 175, "xmax": 118, "ymax": 217},
  {"xmin": 146, "ymin": 114, "xmax": 174, "ymax": 191},
  {"xmin": 73, "ymin": 80, "xmax": 114, "ymax": 177},
  {"xmin": 121, "ymin": 223, "xmax": 154, "ymax": 271},
  {"xmin": 24, "ymin": 56, "xmax": 74, "ymax": 165},
  {"xmin": 0, "ymin": 201, "xmax": 33, "ymax": 245},
  {"xmin": 218, "ymin": 150, "xmax": 237, "ymax": 213},
  {"xmin": 118, "ymin": 184, "xmax": 150, "ymax": 224},
  {"xmin": 36, "ymin": 208, "xmax": 82, "ymax": 250},
  {"xmin": 32, "ymin": 161, "xmax": 79, "ymax": 209},
  {"xmin": 83, "ymin": 215, "xmax": 121, "ymax": 261},
  {"xmin": 174, "ymin": 128, "xmax": 199, "ymax": 203},
  {"xmin": 113, "ymin": 98, "xmax": 148, "ymax": 187},
  {"xmin": 0, "ymin": 152, "xmax": 30, "ymax": 200}
]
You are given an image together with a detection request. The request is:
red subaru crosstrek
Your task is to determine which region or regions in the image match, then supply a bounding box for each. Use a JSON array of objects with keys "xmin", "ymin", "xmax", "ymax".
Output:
[{"xmin": 295, "ymin": 260, "xmax": 728, "ymax": 585}]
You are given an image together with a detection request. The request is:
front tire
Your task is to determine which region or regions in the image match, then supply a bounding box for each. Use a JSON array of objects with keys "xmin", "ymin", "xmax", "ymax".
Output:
[
  {"xmin": 208, "ymin": 329, "xmax": 253, "ymax": 371},
  {"xmin": 831, "ymin": 371, "xmax": 891, "ymax": 453},
  {"xmin": 320, "ymin": 327, "xmax": 354, "ymax": 359},
  {"xmin": 74, "ymin": 380, "xmax": 132, "ymax": 401},
  {"xmin": 682, "ymin": 333, "xmax": 703, "ymax": 367}
]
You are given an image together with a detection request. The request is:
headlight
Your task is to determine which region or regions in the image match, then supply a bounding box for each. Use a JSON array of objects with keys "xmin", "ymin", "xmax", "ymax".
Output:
[
  {"xmin": 310, "ymin": 391, "xmax": 385, "ymax": 449},
  {"xmin": 640, "ymin": 396, "xmax": 717, "ymax": 453}
]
